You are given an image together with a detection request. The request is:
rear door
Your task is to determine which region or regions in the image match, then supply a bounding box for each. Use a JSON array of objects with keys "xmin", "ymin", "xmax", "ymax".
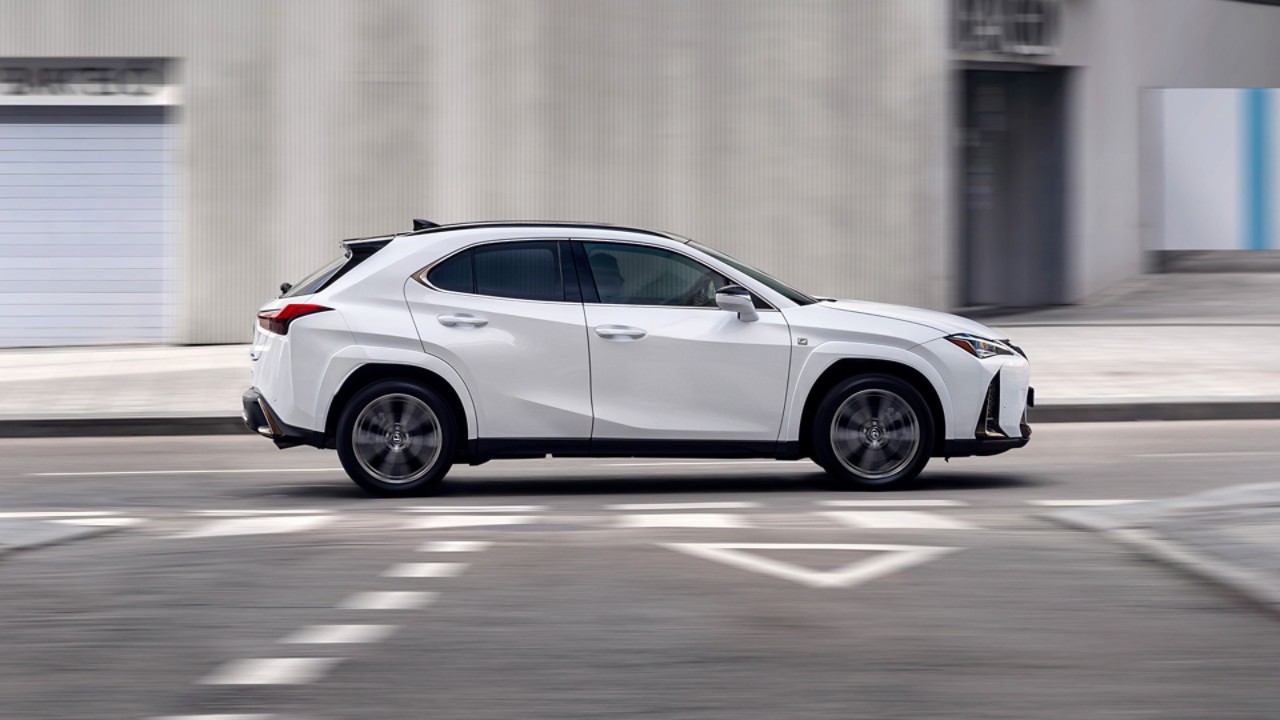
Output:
[
  {"xmin": 576, "ymin": 240, "xmax": 792, "ymax": 442},
  {"xmin": 404, "ymin": 239, "xmax": 593, "ymax": 440}
]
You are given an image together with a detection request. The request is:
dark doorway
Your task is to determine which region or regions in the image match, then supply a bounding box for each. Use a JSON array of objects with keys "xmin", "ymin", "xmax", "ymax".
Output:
[{"xmin": 960, "ymin": 67, "xmax": 1068, "ymax": 308}]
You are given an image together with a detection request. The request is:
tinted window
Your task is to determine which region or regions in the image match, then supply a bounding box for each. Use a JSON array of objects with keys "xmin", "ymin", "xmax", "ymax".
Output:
[
  {"xmin": 582, "ymin": 243, "xmax": 728, "ymax": 307},
  {"xmin": 426, "ymin": 250, "xmax": 474, "ymax": 293},
  {"xmin": 283, "ymin": 255, "xmax": 347, "ymax": 297},
  {"xmin": 473, "ymin": 241, "xmax": 564, "ymax": 302}
]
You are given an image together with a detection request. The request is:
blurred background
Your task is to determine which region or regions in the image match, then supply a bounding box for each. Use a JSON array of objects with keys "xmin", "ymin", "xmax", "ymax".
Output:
[{"xmin": 1, "ymin": 0, "xmax": 1277, "ymax": 348}]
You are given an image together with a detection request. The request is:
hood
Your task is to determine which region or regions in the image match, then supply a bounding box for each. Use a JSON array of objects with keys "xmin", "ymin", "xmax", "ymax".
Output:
[{"xmin": 819, "ymin": 299, "xmax": 1004, "ymax": 339}]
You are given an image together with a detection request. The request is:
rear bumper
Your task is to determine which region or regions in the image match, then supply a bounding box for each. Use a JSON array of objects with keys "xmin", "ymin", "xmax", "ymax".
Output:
[{"xmin": 242, "ymin": 388, "xmax": 325, "ymax": 449}]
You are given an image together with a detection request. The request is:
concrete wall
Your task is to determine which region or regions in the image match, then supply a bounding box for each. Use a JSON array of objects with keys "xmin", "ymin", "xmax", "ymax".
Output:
[
  {"xmin": 0, "ymin": 0, "xmax": 951, "ymax": 344},
  {"xmin": 959, "ymin": 0, "xmax": 1280, "ymax": 301}
]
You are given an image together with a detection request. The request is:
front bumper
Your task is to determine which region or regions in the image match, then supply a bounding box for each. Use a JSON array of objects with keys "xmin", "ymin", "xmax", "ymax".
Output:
[
  {"xmin": 242, "ymin": 388, "xmax": 325, "ymax": 449},
  {"xmin": 937, "ymin": 374, "xmax": 1033, "ymax": 458}
]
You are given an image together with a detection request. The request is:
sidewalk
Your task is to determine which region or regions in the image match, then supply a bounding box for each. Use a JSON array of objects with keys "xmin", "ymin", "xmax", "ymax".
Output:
[{"xmin": 0, "ymin": 274, "xmax": 1276, "ymax": 435}]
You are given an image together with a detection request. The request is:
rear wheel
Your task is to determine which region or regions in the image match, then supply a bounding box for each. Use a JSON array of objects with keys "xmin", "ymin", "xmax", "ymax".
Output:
[
  {"xmin": 337, "ymin": 380, "xmax": 457, "ymax": 497},
  {"xmin": 812, "ymin": 374, "xmax": 933, "ymax": 490}
]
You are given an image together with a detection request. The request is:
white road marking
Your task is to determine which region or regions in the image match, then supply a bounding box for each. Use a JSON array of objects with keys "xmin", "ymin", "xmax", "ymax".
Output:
[
  {"xmin": 199, "ymin": 657, "xmax": 341, "ymax": 685},
  {"xmin": 53, "ymin": 517, "xmax": 146, "ymax": 527},
  {"xmin": 187, "ymin": 509, "xmax": 325, "ymax": 516},
  {"xmin": 280, "ymin": 624, "xmax": 398, "ymax": 645},
  {"xmin": 382, "ymin": 562, "xmax": 467, "ymax": 578},
  {"xmin": 619, "ymin": 513, "xmax": 750, "ymax": 529},
  {"xmin": 1133, "ymin": 451, "xmax": 1280, "ymax": 459},
  {"xmin": 1029, "ymin": 499, "xmax": 1142, "ymax": 507},
  {"xmin": 598, "ymin": 460, "xmax": 791, "ymax": 468},
  {"xmin": 418, "ymin": 540, "xmax": 492, "ymax": 552},
  {"xmin": 0, "ymin": 510, "xmax": 117, "ymax": 518},
  {"xmin": 818, "ymin": 499, "xmax": 968, "ymax": 508},
  {"xmin": 29, "ymin": 468, "xmax": 340, "ymax": 477},
  {"xmin": 153, "ymin": 715, "xmax": 275, "ymax": 720},
  {"xmin": 662, "ymin": 542, "xmax": 959, "ymax": 589},
  {"xmin": 171, "ymin": 514, "xmax": 335, "ymax": 539},
  {"xmin": 403, "ymin": 515, "xmax": 536, "ymax": 530},
  {"xmin": 399, "ymin": 505, "xmax": 546, "ymax": 513},
  {"xmin": 820, "ymin": 510, "xmax": 979, "ymax": 530},
  {"xmin": 339, "ymin": 591, "xmax": 438, "ymax": 610},
  {"xmin": 606, "ymin": 501, "xmax": 761, "ymax": 511}
]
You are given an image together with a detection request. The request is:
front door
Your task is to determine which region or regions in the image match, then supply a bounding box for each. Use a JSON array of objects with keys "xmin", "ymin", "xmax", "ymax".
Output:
[
  {"xmin": 405, "ymin": 239, "xmax": 593, "ymax": 439},
  {"xmin": 577, "ymin": 241, "xmax": 792, "ymax": 442}
]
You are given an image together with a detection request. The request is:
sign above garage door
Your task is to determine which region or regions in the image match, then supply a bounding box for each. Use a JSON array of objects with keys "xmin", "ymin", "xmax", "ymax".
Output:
[{"xmin": 0, "ymin": 58, "xmax": 176, "ymax": 106}]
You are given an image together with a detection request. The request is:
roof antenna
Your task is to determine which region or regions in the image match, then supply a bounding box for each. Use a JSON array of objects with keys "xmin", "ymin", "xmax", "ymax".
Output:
[{"xmin": 412, "ymin": 219, "xmax": 439, "ymax": 231}]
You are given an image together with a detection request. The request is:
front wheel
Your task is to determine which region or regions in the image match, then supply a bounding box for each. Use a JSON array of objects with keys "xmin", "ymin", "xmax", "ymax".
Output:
[
  {"xmin": 812, "ymin": 374, "xmax": 933, "ymax": 490},
  {"xmin": 337, "ymin": 380, "xmax": 457, "ymax": 497}
]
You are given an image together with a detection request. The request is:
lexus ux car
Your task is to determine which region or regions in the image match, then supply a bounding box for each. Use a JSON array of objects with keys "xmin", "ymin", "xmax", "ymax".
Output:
[{"xmin": 245, "ymin": 221, "xmax": 1032, "ymax": 496}]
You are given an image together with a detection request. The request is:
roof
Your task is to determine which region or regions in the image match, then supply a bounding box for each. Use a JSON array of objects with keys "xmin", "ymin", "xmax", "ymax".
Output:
[{"xmin": 403, "ymin": 220, "xmax": 689, "ymax": 243}]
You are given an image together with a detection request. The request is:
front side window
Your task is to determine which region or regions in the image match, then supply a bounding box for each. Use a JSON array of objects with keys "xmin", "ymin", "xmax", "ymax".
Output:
[{"xmin": 581, "ymin": 242, "xmax": 731, "ymax": 308}]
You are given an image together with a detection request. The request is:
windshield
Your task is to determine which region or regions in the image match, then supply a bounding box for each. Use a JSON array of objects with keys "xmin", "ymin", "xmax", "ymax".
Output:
[{"xmin": 690, "ymin": 242, "xmax": 817, "ymax": 306}]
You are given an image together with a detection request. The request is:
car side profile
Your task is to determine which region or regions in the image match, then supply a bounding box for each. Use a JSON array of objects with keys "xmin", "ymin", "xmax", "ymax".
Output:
[{"xmin": 244, "ymin": 221, "xmax": 1032, "ymax": 496}]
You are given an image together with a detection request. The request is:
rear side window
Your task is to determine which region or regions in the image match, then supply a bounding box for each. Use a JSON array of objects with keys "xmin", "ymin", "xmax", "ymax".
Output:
[
  {"xmin": 426, "ymin": 250, "xmax": 474, "ymax": 293},
  {"xmin": 472, "ymin": 241, "xmax": 564, "ymax": 302}
]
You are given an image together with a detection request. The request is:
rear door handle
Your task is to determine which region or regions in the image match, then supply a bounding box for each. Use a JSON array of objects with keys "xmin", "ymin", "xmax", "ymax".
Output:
[
  {"xmin": 438, "ymin": 313, "xmax": 488, "ymax": 328},
  {"xmin": 594, "ymin": 325, "xmax": 646, "ymax": 340}
]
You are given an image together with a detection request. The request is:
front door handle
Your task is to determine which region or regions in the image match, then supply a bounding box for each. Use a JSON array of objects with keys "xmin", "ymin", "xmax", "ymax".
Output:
[
  {"xmin": 438, "ymin": 314, "xmax": 488, "ymax": 328},
  {"xmin": 594, "ymin": 325, "xmax": 646, "ymax": 340}
]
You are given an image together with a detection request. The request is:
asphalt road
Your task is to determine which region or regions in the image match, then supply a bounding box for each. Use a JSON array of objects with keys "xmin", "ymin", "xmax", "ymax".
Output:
[{"xmin": 2, "ymin": 421, "xmax": 1280, "ymax": 720}]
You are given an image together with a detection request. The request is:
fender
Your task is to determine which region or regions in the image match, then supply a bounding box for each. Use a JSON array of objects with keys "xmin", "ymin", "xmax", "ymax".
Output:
[
  {"xmin": 780, "ymin": 340, "xmax": 957, "ymax": 442},
  {"xmin": 313, "ymin": 345, "xmax": 479, "ymax": 440}
]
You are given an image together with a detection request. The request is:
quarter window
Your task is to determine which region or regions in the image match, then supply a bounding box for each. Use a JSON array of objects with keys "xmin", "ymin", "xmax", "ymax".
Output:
[
  {"xmin": 426, "ymin": 250, "xmax": 474, "ymax": 293},
  {"xmin": 581, "ymin": 243, "xmax": 730, "ymax": 308}
]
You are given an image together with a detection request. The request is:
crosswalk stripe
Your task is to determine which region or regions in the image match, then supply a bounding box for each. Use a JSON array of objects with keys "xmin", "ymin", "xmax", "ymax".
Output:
[
  {"xmin": 382, "ymin": 562, "xmax": 467, "ymax": 578},
  {"xmin": 403, "ymin": 515, "xmax": 536, "ymax": 530},
  {"xmin": 152, "ymin": 715, "xmax": 275, "ymax": 720},
  {"xmin": 818, "ymin": 499, "xmax": 968, "ymax": 508},
  {"xmin": 418, "ymin": 540, "xmax": 492, "ymax": 552},
  {"xmin": 399, "ymin": 505, "xmax": 546, "ymax": 513},
  {"xmin": 618, "ymin": 513, "xmax": 750, "ymax": 529},
  {"xmin": 819, "ymin": 510, "xmax": 979, "ymax": 530},
  {"xmin": 171, "ymin": 514, "xmax": 335, "ymax": 539},
  {"xmin": 53, "ymin": 517, "xmax": 146, "ymax": 527},
  {"xmin": 280, "ymin": 624, "xmax": 398, "ymax": 644},
  {"xmin": 0, "ymin": 510, "xmax": 117, "ymax": 518},
  {"xmin": 1028, "ymin": 499, "xmax": 1142, "ymax": 507},
  {"xmin": 339, "ymin": 591, "xmax": 437, "ymax": 611},
  {"xmin": 199, "ymin": 657, "xmax": 341, "ymax": 685},
  {"xmin": 606, "ymin": 501, "xmax": 761, "ymax": 511}
]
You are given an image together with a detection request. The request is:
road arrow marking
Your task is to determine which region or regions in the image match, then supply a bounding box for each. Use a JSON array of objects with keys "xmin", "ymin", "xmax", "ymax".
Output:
[{"xmin": 661, "ymin": 542, "xmax": 959, "ymax": 589}]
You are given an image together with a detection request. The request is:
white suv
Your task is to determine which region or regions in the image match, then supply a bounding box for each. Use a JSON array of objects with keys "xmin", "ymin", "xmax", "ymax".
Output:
[{"xmin": 245, "ymin": 221, "xmax": 1032, "ymax": 496}]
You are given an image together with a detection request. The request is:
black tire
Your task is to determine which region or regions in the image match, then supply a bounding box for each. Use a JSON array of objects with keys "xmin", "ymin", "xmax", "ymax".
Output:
[
  {"xmin": 336, "ymin": 379, "xmax": 457, "ymax": 497},
  {"xmin": 811, "ymin": 374, "xmax": 933, "ymax": 491}
]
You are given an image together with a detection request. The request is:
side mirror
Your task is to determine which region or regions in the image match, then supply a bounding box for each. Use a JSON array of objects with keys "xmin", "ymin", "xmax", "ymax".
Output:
[{"xmin": 715, "ymin": 285, "xmax": 759, "ymax": 322}]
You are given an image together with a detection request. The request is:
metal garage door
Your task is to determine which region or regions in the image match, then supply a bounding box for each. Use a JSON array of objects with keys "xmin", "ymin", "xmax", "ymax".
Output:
[{"xmin": 0, "ymin": 106, "xmax": 171, "ymax": 347}]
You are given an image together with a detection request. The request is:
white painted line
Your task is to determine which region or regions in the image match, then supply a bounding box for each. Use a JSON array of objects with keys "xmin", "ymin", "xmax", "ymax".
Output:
[
  {"xmin": 29, "ymin": 468, "xmax": 340, "ymax": 477},
  {"xmin": 0, "ymin": 510, "xmax": 118, "ymax": 518},
  {"xmin": 280, "ymin": 624, "xmax": 398, "ymax": 645},
  {"xmin": 399, "ymin": 505, "xmax": 546, "ymax": 513},
  {"xmin": 606, "ymin": 501, "xmax": 761, "ymax": 511},
  {"xmin": 418, "ymin": 540, "xmax": 492, "ymax": 552},
  {"xmin": 662, "ymin": 542, "xmax": 959, "ymax": 589},
  {"xmin": 1029, "ymin": 499, "xmax": 1142, "ymax": 507},
  {"xmin": 382, "ymin": 562, "xmax": 467, "ymax": 578},
  {"xmin": 199, "ymin": 657, "xmax": 342, "ymax": 685},
  {"xmin": 53, "ymin": 517, "xmax": 146, "ymax": 527},
  {"xmin": 187, "ymin": 509, "xmax": 326, "ymax": 516},
  {"xmin": 598, "ymin": 460, "xmax": 789, "ymax": 468},
  {"xmin": 339, "ymin": 591, "xmax": 438, "ymax": 611},
  {"xmin": 819, "ymin": 499, "xmax": 968, "ymax": 508},
  {"xmin": 820, "ymin": 510, "xmax": 979, "ymax": 530},
  {"xmin": 171, "ymin": 514, "xmax": 336, "ymax": 539},
  {"xmin": 618, "ymin": 513, "xmax": 750, "ymax": 529},
  {"xmin": 403, "ymin": 515, "xmax": 536, "ymax": 530},
  {"xmin": 152, "ymin": 715, "xmax": 275, "ymax": 720},
  {"xmin": 1133, "ymin": 451, "xmax": 1280, "ymax": 459}
]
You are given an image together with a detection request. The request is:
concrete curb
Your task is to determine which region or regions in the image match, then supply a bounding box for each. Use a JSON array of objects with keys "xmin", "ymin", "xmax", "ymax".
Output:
[{"xmin": 2, "ymin": 400, "xmax": 1279, "ymax": 438}]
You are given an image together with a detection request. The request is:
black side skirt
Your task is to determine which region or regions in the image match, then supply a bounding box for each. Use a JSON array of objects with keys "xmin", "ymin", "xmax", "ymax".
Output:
[{"xmin": 471, "ymin": 438, "xmax": 804, "ymax": 464}]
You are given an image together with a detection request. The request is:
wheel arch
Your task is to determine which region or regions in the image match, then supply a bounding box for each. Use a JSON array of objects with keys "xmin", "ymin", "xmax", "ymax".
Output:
[
  {"xmin": 797, "ymin": 358, "xmax": 947, "ymax": 459},
  {"xmin": 325, "ymin": 363, "xmax": 471, "ymax": 458}
]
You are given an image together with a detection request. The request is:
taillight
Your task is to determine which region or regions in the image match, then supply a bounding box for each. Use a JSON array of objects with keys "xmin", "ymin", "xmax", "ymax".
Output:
[{"xmin": 257, "ymin": 303, "xmax": 332, "ymax": 335}]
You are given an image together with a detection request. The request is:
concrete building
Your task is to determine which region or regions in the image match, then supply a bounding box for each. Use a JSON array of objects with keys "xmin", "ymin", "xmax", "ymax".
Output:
[{"xmin": 1, "ymin": 0, "xmax": 1278, "ymax": 347}]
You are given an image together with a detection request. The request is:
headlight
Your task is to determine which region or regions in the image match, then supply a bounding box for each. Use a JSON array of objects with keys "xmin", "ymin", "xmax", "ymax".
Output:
[{"xmin": 945, "ymin": 333, "xmax": 1016, "ymax": 359}]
